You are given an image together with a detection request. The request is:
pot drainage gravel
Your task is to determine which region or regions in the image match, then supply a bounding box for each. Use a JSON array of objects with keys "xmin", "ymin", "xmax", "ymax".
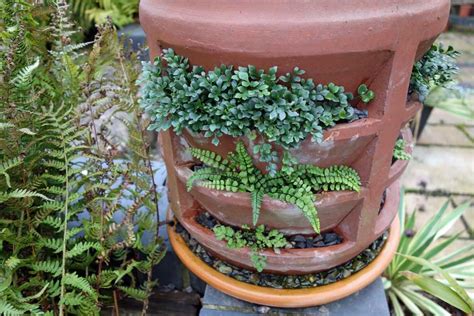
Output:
[{"xmin": 174, "ymin": 219, "xmax": 388, "ymax": 289}]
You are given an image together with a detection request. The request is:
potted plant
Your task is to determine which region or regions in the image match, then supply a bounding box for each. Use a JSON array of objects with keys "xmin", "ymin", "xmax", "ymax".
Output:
[{"xmin": 138, "ymin": 0, "xmax": 450, "ymax": 307}]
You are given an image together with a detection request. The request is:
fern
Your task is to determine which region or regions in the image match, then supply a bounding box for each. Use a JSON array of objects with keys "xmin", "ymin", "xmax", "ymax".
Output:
[
  {"xmin": 190, "ymin": 148, "xmax": 229, "ymax": 171},
  {"xmin": 0, "ymin": 1, "xmax": 162, "ymax": 314},
  {"xmin": 186, "ymin": 168, "xmax": 217, "ymax": 191},
  {"xmin": 0, "ymin": 189, "xmax": 50, "ymax": 203},
  {"xmin": 251, "ymin": 190, "xmax": 264, "ymax": 226},
  {"xmin": 0, "ymin": 300, "xmax": 24, "ymax": 316},
  {"xmin": 0, "ymin": 157, "xmax": 22, "ymax": 188},
  {"xmin": 31, "ymin": 260, "xmax": 62, "ymax": 276},
  {"xmin": 189, "ymin": 142, "xmax": 361, "ymax": 233},
  {"xmin": 202, "ymin": 179, "xmax": 240, "ymax": 192},
  {"xmin": 65, "ymin": 241, "xmax": 101, "ymax": 259},
  {"xmin": 9, "ymin": 58, "xmax": 40, "ymax": 90},
  {"xmin": 118, "ymin": 286, "xmax": 148, "ymax": 301},
  {"xmin": 63, "ymin": 272, "xmax": 97, "ymax": 299},
  {"xmin": 393, "ymin": 139, "xmax": 411, "ymax": 161}
]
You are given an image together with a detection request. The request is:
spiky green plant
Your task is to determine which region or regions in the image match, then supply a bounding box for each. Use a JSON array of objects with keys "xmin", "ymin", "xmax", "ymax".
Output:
[
  {"xmin": 187, "ymin": 142, "xmax": 361, "ymax": 233},
  {"xmin": 384, "ymin": 192, "xmax": 474, "ymax": 315}
]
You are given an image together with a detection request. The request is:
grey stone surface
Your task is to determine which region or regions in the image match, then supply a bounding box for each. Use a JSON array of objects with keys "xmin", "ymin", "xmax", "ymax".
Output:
[
  {"xmin": 400, "ymin": 146, "xmax": 474, "ymax": 194},
  {"xmin": 200, "ymin": 279, "xmax": 389, "ymax": 316},
  {"xmin": 118, "ymin": 23, "xmax": 148, "ymax": 60}
]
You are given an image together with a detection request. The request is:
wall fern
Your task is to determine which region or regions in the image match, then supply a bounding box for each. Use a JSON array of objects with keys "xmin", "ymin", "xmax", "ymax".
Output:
[
  {"xmin": 0, "ymin": 1, "xmax": 163, "ymax": 315},
  {"xmin": 187, "ymin": 142, "xmax": 361, "ymax": 233},
  {"xmin": 393, "ymin": 139, "xmax": 411, "ymax": 161}
]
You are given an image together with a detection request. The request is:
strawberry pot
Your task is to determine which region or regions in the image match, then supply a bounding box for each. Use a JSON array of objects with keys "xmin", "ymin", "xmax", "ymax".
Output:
[{"xmin": 139, "ymin": 0, "xmax": 449, "ymax": 307}]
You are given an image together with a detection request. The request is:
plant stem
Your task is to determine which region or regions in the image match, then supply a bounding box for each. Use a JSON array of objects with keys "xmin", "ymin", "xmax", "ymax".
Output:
[
  {"xmin": 59, "ymin": 140, "xmax": 70, "ymax": 316},
  {"xmin": 113, "ymin": 290, "xmax": 120, "ymax": 316}
]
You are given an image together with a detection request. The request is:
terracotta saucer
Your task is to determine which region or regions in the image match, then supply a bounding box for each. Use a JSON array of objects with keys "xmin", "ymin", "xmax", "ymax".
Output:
[{"xmin": 167, "ymin": 210, "xmax": 401, "ymax": 308}]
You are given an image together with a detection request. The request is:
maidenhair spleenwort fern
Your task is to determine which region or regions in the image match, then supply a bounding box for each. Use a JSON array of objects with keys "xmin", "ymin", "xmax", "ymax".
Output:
[
  {"xmin": 187, "ymin": 142, "xmax": 361, "ymax": 233},
  {"xmin": 393, "ymin": 139, "xmax": 411, "ymax": 161}
]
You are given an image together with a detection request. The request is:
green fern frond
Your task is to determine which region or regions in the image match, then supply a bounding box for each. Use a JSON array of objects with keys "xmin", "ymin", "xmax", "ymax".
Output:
[
  {"xmin": 10, "ymin": 58, "xmax": 40, "ymax": 89},
  {"xmin": 0, "ymin": 157, "xmax": 22, "ymax": 187},
  {"xmin": 186, "ymin": 168, "xmax": 217, "ymax": 191},
  {"xmin": 147, "ymin": 244, "xmax": 166, "ymax": 265},
  {"xmin": 43, "ymin": 159, "xmax": 66, "ymax": 170},
  {"xmin": 270, "ymin": 188, "xmax": 320, "ymax": 233},
  {"xmin": 5, "ymin": 256, "xmax": 21, "ymax": 270},
  {"xmin": 66, "ymin": 241, "xmax": 101, "ymax": 259},
  {"xmin": 40, "ymin": 216, "xmax": 63, "ymax": 229},
  {"xmin": 393, "ymin": 139, "xmax": 411, "ymax": 160},
  {"xmin": 0, "ymin": 189, "xmax": 50, "ymax": 203},
  {"xmin": 63, "ymin": 272, "xmax": 97, "ymax": 300},
  {"xmin": 31, "ymin": 260, "xmax": 62, "ymax": 276},
  {"xmin": 0, "ymin": 122, "xmax": 15, "ymax": 130},
  {"xmin": 235, "ymin": 141, "xmax": 258, "ymax": 186},
  {"xmin": 186, "ymin": 143, "xmax": 359, "ymax": 233},
  {"xmin": 0, "ymin": 300, "xmax": 25, "ymax": 316},
  {"xmin": 41, "ymin": 238, "xmax": 63, "ymax": 252},
  {"xmin": 202, "ymin": 179, "xmax": 240, "ymax": 192},
  {"xmin": 190, "ymin": 148, "xmax": 229, "ymax": 171},
  {"xmin": 251, "ymin": 190, "xmax": 264, "ymax": 226},
  {"xmin": 118, "ymin": 286, "xmax": 148, "ymax": 301}
]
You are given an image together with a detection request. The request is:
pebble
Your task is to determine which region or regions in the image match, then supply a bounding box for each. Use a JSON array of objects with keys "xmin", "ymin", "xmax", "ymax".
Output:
[
  {"xmin": 175, "ymin": 213, "xmax": 388, "ymax": 290},
  {"xmin": 255, "ymin": 306, "xmax": 271, "ymax": 314}
]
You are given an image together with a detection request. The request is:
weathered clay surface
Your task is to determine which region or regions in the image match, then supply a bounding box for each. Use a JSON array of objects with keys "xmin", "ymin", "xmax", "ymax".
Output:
[
  {"xmin": 177, "ymin": 180, "xmax": 400, "ymax": 274},
  {"xmin": 176, "ymin": 166, "xmax": 365, "ymax": 235},
  {"xmin": 182, "ymin": 118, "xmax": 381, "ymax": 172},
  {"xmin": 140, "ymin": 0, "xmax": 450, "ymax": 273}
]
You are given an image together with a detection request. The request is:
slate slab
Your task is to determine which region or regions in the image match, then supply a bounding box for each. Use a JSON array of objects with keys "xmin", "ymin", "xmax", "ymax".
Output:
[{"xmin": 200, "ymin": 279, "xmax": 389, "ymax": 316}]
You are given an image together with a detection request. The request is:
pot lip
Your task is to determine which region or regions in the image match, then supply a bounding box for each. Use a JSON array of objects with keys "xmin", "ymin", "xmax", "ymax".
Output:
[
  {"xmin": 182, "ymin": 117, "xmax": 381, "ymax": 147},
  {"xmin": 168, "ymin": 210, "xmax": 401, "ymax": 308}
]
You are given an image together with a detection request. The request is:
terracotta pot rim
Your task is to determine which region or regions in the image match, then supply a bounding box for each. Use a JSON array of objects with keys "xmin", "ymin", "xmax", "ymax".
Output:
[
  {"xmin": 183, "ymin": 117, "xmax": 381, "ymax": 148},
  {"xmin": 168, "ymin": 211, "xmax": 401, "ymax": 307}
]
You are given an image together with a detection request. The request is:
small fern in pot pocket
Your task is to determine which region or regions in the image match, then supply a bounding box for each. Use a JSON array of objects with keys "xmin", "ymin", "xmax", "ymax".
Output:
[{"xmin": 187, "ymin": 142, "xmax": 361, "ymax": 234}]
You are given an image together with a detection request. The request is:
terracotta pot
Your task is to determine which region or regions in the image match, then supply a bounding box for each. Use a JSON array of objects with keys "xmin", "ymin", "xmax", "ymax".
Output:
[{"xmin": 140, "ymin": 0, "xmax": 449, "ymax": 304}]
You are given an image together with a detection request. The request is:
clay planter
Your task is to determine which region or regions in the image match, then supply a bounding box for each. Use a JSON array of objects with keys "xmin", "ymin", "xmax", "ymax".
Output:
[{"xmin": 140, "ymin": 0, "xmax": 449, "ymax": 306}]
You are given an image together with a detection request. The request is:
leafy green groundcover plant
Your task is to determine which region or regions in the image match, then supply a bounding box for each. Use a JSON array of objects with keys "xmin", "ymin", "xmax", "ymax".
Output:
[
  {"xmin": 139, "ymin": 49, "xmax": 374, "ymax": 150},
  {"xmin": 187, "ymin": 142, "xmax": 361, "ymax": 234},
  {"xmin": 409, "ymin": 44, "xmax": 459, "ymax": 101},
  {"xmin": 384, "ymin": 193, "xmax": 474, "ymax": 315},
  {"xmin": 0, "ymin": 1, "xmax": 163, "ymax": 315},
  {"xmin": 213, "ymin": 224, "xmax": 289, "ymax": 272}
]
